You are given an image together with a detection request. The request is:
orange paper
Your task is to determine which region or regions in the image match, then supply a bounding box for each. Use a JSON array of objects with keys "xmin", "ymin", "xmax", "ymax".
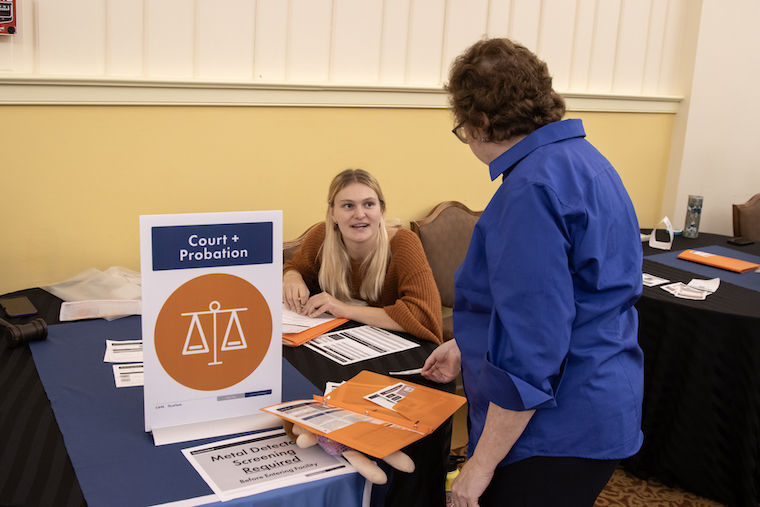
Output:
[
  {"xmin": 262, "ymin": 371, "xmax": 466, "ymax": 458},
  {"xmin": 282, "ymin": 318, "xmax": 349, "ymax": 347},
  {"xmin": 677, "ymin": 249, "xmax": 760, "ymax": 274}
]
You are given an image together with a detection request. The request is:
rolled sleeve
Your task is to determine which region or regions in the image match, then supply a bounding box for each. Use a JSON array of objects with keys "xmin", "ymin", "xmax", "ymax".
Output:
[{"xmin": 479, "ymin": 356, "xmax": 557, "ymax": 410}]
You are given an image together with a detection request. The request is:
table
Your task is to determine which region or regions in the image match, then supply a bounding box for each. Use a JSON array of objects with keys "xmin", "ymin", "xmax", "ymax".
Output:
[
  {"xmin": 0, "ymin": 288, "xmax": 453, "ymax": 507},
  {"xmin": 625, "ymin": 232, "xmax": 760, "ymax": 507}
]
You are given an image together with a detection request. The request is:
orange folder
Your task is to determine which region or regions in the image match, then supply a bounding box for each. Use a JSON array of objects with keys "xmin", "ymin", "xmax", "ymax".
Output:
[
  {"xmin": 282, "ymin": 318, "xmax": 349, "ymax": 347},
  {"xmin": 677, "ymin": 249, "xmax": 760, "ymax": 274},
  {"xmin": 262, "ymin": 370, "xmax": 466, "ymax": 458}
]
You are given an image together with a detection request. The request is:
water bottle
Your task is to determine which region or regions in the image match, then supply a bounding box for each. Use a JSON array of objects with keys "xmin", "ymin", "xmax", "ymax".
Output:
[{"xmin": 683, "ymin": 195, "xmax": 703, "ymax": 239}]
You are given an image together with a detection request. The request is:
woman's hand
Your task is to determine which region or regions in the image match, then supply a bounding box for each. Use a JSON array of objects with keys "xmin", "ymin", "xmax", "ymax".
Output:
[
  {"xmin": 302, "ymin": 292, "xmax": 350, "ymax": 319},
  {"xmin": 283, "ymin": 270, "xmax": 310, "ymax": 313},
  {"xmin": 450, "ymin": 457, "xmax": 495, "ymax": 507},
  {"xmin": 422, "ymin": 339, "xmax": 461, "ymax": 384}
]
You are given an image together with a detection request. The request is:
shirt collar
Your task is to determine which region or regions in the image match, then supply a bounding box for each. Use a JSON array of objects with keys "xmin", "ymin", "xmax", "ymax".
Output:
[{"xmin": 488, "ymin": 119, "xmax": 587, "ymax": 181}]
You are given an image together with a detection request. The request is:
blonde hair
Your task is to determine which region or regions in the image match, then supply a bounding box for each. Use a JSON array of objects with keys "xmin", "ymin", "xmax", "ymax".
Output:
[{"xmin": 319, "ymin": 169, "xmax": 390, "ymax": 303}]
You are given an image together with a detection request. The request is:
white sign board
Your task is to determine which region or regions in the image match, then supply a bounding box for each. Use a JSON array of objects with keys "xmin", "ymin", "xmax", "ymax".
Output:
[
  {"xmin": 140, "ymin": 211, "xmax": 282, "ymax": 444},
  {"xmin": 182, "ymin": 428, "xmax": 356, "ymax": 502}
]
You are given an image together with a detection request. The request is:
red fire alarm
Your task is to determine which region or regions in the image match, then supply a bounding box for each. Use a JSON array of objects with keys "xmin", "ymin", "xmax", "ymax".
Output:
[{"xmin": 0, "ymin": 0, "xmax": 17, "ymax": 36}]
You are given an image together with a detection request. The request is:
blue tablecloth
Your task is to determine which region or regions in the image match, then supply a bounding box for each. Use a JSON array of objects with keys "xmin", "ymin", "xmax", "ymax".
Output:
[
  {"xmin": 645, "ymin": 245, "xmax": 760, "ymax": 292},
  {"xmin": 29, "ymin": 316, "xmax": 366, "ymax": 507}
]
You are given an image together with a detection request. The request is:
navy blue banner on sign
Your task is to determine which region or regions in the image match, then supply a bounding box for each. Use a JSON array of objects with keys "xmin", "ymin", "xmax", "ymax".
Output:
[{"xmin": 152, "ymin": 222, "xmax": 273, "ymax": 271}]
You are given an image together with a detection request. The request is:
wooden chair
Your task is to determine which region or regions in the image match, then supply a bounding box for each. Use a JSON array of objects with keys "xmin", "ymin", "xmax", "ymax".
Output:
[
  {"xmin": 411, "ymin": 201, "xmax": 482, "ymax": 342},
  {"xmin": 732, "ymin": 193, "xmax": 760, "ymax": 241}
]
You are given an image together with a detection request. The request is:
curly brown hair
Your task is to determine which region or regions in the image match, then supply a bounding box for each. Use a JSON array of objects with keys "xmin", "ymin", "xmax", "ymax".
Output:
[{"xmin": 445, "ymin": 38, "xmax": 566, "ymax": 142}]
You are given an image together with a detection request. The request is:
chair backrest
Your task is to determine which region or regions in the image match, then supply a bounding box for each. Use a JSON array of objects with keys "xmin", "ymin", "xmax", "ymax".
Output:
[
  {"xmin": 283, "ymin": 223, "xmax": 321, "ymax": 263},
  {"xmin": 411, "ymin": 201, "xmax": 482, "ymax": 308},
  {"xmin": 733, "ymin": 193, "xmax": 760, "ymax": 241}
]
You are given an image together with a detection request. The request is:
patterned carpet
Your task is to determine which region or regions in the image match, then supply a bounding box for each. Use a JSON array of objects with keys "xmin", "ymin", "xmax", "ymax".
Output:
[{"xmin": 595, "ymin": 468, "xmax": 726, "ymax": 507}]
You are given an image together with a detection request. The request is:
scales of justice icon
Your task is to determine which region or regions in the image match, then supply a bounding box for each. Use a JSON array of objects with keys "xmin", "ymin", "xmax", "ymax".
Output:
[{"xmin": 181, "ymin": 301, "xmax": 248, "ymax": 365}]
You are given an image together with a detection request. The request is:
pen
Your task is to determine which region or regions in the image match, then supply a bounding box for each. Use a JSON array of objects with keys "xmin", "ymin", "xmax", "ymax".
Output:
[{"xmin": 388, "ymin": 368, "xmax": 422, "ymax": 375}]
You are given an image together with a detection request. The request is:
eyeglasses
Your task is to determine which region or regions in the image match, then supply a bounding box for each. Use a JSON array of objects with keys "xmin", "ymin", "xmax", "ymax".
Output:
[{"xmin": 452, "ymin": 123, "xmax": 468, "ymax": 144}]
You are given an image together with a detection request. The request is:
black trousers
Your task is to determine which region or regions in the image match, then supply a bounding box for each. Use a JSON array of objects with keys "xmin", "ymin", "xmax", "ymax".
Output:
[{"xmin": 478, "ymin": 456, "xmax": 619, "ymax": 507}]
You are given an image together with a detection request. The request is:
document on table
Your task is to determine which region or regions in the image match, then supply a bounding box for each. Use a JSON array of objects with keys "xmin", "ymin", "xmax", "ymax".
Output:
[
  {"xmin": 104, "ymin": 340, "xmax": 144, "ymax": 387},
  {"xmin": 282, "ymin": 306, "xmax": 338, "ymax": 334},
  {"xmin": 282, "ymin": 305, "xmax": 349, "ymax": 346},
  {"xmin": 182, "ymin": 428, "xmax": 355, "ymax": 502},
  {"xmin": 660, "ymin": 278, "xmax": 720, "ymax": 300},
  {"xmin": 112, "ymin": 363, "xmax": 143, "ymax": 387},
  {"xmin": 643, "ymin": 273, "xmax": 670, "ymax": 287},
  {"xmin": 304, "ymin": 325, "xmax": 419, "ymax": 365},
  {"xmin": 104, "ymin": 339, "xmax": 143, "ymax": 363}
]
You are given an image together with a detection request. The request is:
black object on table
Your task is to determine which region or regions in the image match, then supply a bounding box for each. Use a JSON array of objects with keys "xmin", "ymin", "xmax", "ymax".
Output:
[
  {"xmin": 0, "ymin": 288, "xmax": 86, "ymax": 507},
  {"xmin": 0, "ymin": 288, "xmax": 453, "ymax": 507},
  {"xmin": 625, "ymin": 232, "xmax": 760, "ymax": 507}
]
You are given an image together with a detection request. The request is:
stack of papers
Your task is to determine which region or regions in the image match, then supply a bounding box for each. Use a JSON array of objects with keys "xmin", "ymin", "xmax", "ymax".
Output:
[
  {"xmin": 643, "ymin": 273, "xmax": 720, "ymax": 301},
  {"xmin": 281, "ymin": 306, "xmax": 348, "ymax": 347},
  {"xmin": 305, "ymin": 326, "xmax": 419, "ymax": 365},
  {"xmin": 104, "ymin": 339, "xmax": 143, "ymax": 387}
]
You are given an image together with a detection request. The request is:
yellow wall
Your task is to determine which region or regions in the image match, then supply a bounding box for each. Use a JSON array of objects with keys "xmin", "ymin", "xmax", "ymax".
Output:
[{"xmin": 0, "ymin": 106, "xmax": 672, "ymax": 294}]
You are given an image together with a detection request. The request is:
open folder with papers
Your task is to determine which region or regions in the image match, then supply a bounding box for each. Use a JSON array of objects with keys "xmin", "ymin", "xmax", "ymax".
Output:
[
  {"xmin": 281, "ymin": 306, "xmax": 349, "ymax": 347},
  {"xmin": 677, "ymin": 249, "xmax": 760, "ymax": 273},
  {"xmin": 262, "ymin": 371, "xmax": 466, "ymax": 459}
]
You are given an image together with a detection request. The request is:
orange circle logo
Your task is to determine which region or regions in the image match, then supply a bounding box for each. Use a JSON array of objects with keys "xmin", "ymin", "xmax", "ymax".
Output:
[{"xmin": 155, "ymin": 273, "xmax": 272, "ymax": 391}]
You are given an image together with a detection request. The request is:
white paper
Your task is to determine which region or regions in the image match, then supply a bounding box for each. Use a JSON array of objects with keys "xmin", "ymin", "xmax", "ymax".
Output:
[
  {"xmin": 182, "ymin": 428, "xmax": 355, "ymax": 502},
  {"xmin": 262, "ymin": 400, "xmax": 420, "ymax": 437},
  {"xmin": 643, "ymin": 273, "xmax": 670, "ymax": 287},
  {"xmin": 263, "ymin": 400, "xmax": 381, "ymax": 434},
  {"xmin": 104, "ymin": 339, "xmax": 144, "ymax": 363},
  {"xmin": 60, "ymin": 300, "xmax": 142, "ymax": 322},
  {"xmin": 324, "ymin": 382, "xmax": 344, "ymax": 394},
  {"xmin": 282, "ymin": 305, "xmax": 340, "ymax": 334},
  {"xmin": 304, "ymin": 326, "xmax": 419, "ymax": 365},
  {"xmin": 363, "ymin": 382, "xmax": 415, "ymax": 410},
  {"xmin": 113, "ymin": 363, "xmax": 144, "ymax": 387},
  {"xmin": 660, "ymin": 282, "xmax": 707, "ymax": 300},
  {"xmin": 686, "ymin": 278, "xmax": 720, "ymax": 293}
]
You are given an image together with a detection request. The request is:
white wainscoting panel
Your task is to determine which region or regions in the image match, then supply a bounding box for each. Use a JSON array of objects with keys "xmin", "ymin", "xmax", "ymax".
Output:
[{"xmin": 0, "ymin": 0, "xmax": 691, "ymax": 109}]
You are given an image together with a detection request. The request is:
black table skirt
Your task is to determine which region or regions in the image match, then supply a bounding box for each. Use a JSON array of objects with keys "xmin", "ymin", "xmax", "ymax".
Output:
[
  {"xmin": 0, "ymin": 288, "xmax": 87, "ymax": 507},
  {"xmin": 625, "ymin": 233, "xmax": 760, "ymax": 507}
]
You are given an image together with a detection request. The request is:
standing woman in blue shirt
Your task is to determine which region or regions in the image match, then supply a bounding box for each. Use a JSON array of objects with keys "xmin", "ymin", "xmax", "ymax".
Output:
[{"xmin": 422, "ymin": 38, "xmax": 644, "ymax": 507}]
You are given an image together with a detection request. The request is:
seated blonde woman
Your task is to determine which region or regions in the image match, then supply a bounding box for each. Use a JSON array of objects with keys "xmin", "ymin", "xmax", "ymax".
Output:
[{"xmin": 283, "ymin": 169, "xmax": 443, "ymax": 344}]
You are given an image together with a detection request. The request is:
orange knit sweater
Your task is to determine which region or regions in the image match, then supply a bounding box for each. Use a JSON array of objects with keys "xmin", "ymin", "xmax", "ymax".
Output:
[{"xmin": 283, "ymin": 224, "xmax": 443, "ymax": 344}]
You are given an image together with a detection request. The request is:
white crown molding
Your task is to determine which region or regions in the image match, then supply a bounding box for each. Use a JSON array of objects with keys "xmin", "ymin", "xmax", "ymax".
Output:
[{"xmin": 0, "ymin": 76, "xmax": 683, "ymax": 113}]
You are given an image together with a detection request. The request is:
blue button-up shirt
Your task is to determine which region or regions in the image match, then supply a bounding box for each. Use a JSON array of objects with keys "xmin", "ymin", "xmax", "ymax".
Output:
[{"xmin": 455, "ymin": 119, "xmax": 644, "ymax": 466}]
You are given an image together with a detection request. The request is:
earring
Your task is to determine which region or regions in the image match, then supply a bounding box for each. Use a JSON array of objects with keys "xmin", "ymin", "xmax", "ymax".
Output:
[
  {"xmin": 481, "ymin": 137, "xmax": 487, "ymax": 142},
  {"xmin": 333, "ymin": 222, "xmax": 339, "ymax": 231}
]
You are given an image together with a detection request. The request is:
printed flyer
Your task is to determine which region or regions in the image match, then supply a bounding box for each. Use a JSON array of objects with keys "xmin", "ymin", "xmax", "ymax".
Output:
[{"xmin": 182, "ymin": 428, "xmax": 355, "ymax": 501}]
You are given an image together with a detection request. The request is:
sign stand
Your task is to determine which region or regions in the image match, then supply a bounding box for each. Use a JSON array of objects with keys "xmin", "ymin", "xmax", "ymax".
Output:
[{"xmin": 140, "ymin": 211, "xmax": 282, "ymax": 445}]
